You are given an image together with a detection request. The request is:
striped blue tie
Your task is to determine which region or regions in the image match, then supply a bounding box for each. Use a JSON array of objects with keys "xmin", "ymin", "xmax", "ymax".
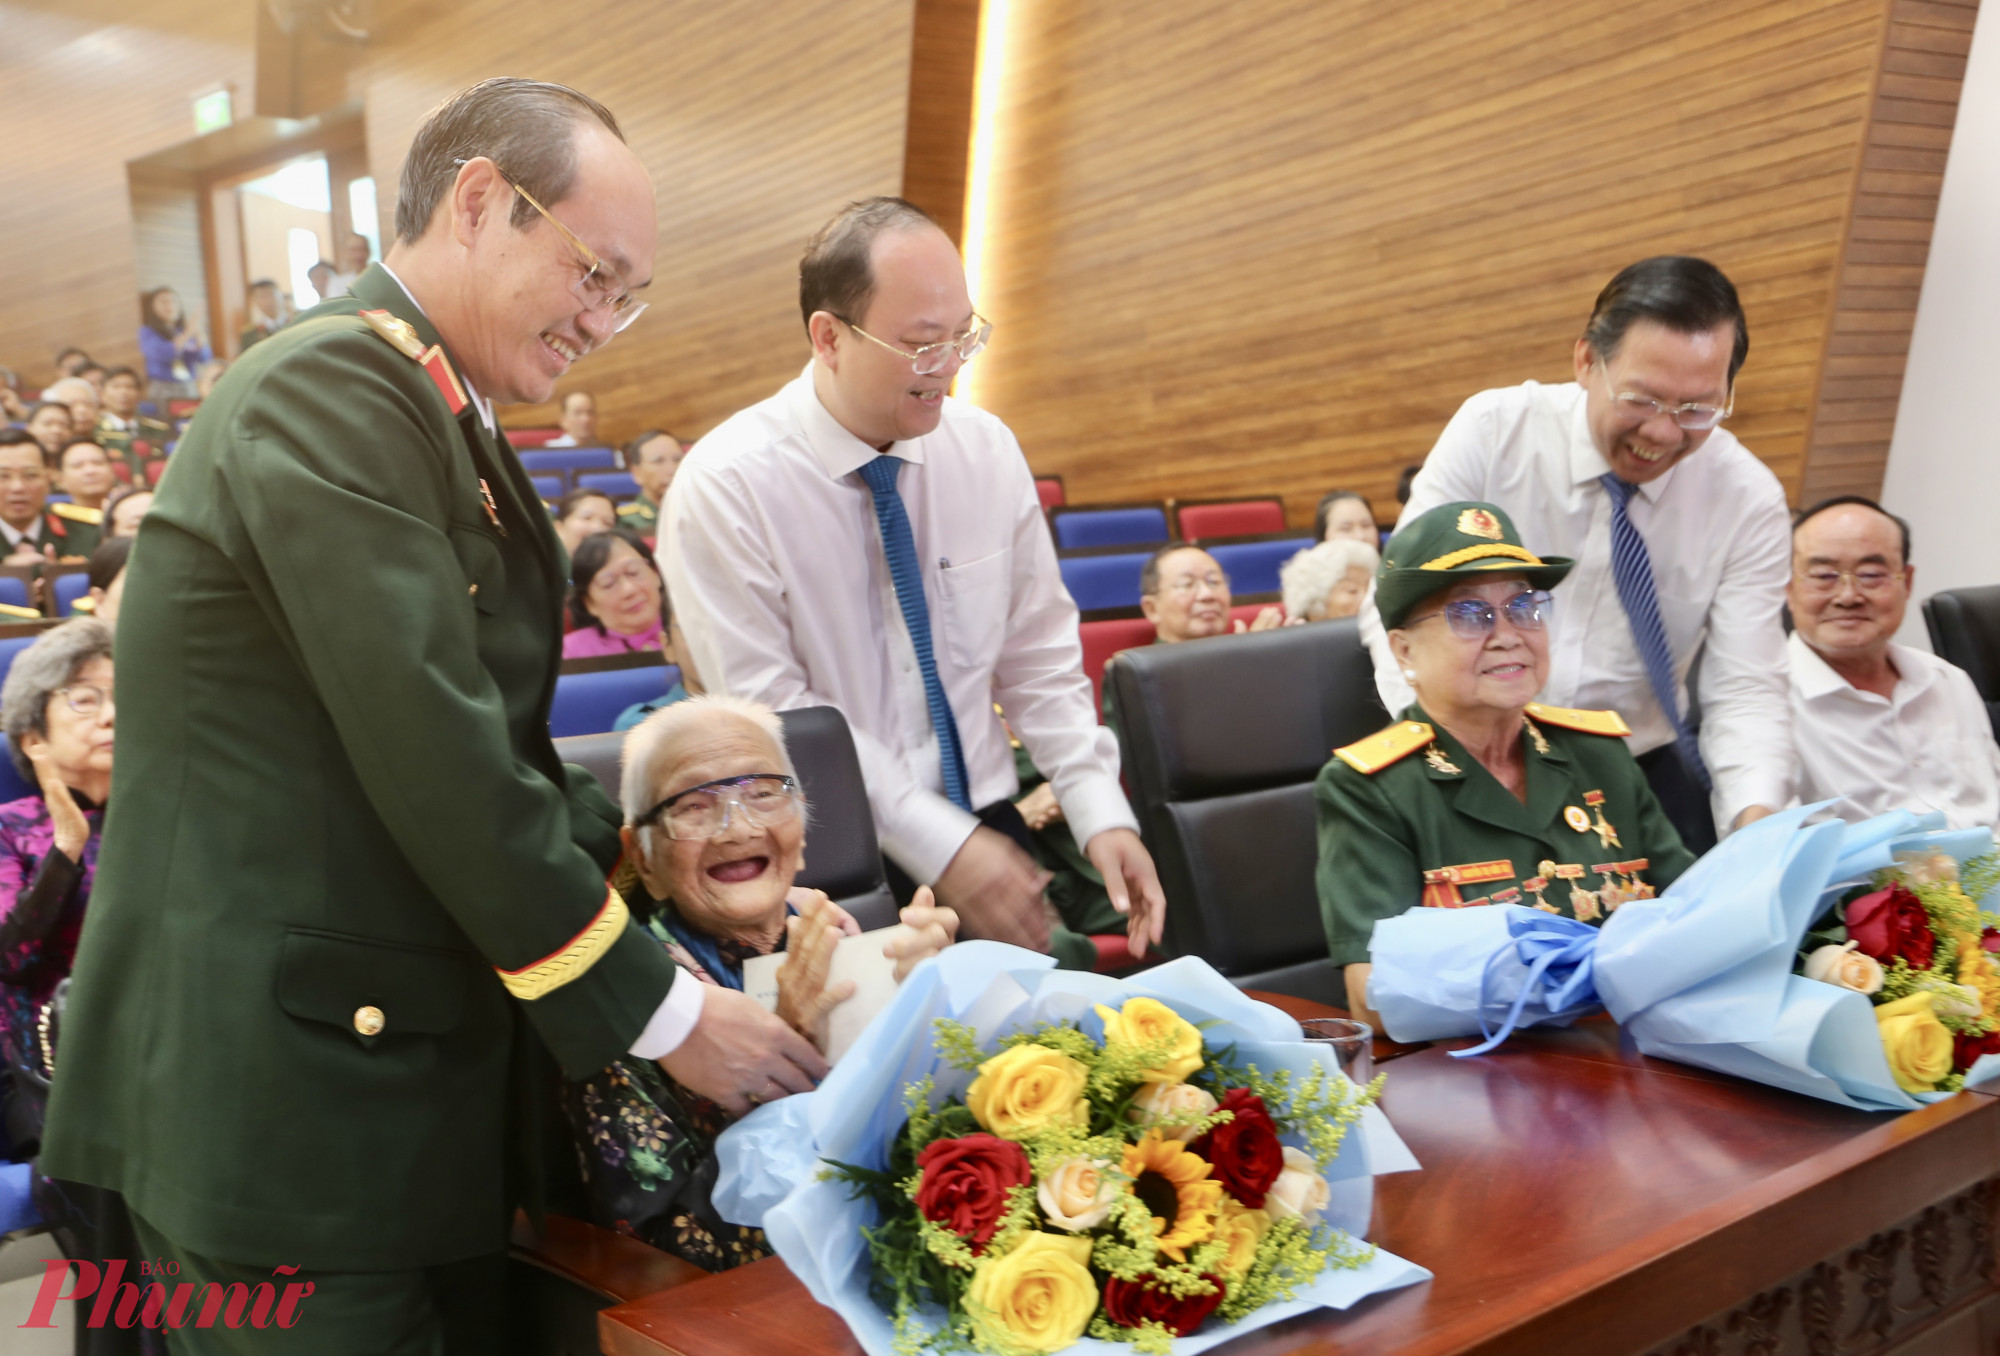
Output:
[
  {"xmin": 859, "ymin": 454, "xmax": 971, "ymax": 810},
  {"xmin": 1599, "ymin": 473, "xmax": 1711, "ymax": 791}
]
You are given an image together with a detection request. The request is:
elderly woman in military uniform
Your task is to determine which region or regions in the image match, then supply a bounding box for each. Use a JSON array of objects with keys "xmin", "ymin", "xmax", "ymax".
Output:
[
  {"xmin": 1319, "ymin": 501, "xmax": 1694, "ymax": 1029},
  {"xmin": 564, "ymin": 693, "xmax": 959, "ymax": 1269}
]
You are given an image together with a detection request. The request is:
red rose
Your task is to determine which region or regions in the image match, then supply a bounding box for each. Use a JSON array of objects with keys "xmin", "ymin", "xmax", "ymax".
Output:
[
  {"xmin": 1845, "ymin": 884, "xmax": 1935, "ymax": 971},
  {"xmin": 1982, "ymin": 927, "xmax": 2000, "ymax": 954},
  {"xmin": 1954, "ymin": 1028, "xmax": 2000, "ymax": 1075},
  {"xmin": 1102, "ymin": 1273, "xmax": 1226, "ymax": 1336},
  {"xmin": 913, "ymin": 1133, "xmax": 1032, "ymax": 1252},
  {"xmin": 1190, "ymin": 1088, "xmax": 1284, "ymax": 1208}
]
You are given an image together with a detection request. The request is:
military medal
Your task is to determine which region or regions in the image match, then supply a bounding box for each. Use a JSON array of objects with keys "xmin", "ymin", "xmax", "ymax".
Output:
[
  {"xmin": 1421, "ymin": 859, "xmax": 1513, "ymax": 909},
  {"xmin": 1425, "ymin": 746, "xmax": 1461, "ymax": 775},
  {"xmin": 1590, "ymin": 863, "xmax": 1629, "ymax": 912},
  {"xmin": 1524, "ymin": 861, "xmax": 1557, "ymax": 912},
  {"xmin": 478, "ymin": 478, "xmax": 508, "ymax": 536},
  {"xmin": 1584, "ymin": 790, "xmax": 1620, "ymax": 850},
  {"xmin": 1523, "ymin": 717, "xmax": 1550, "ymax": 755},
  {"xmin": 1550, "ymin": 863, "xmax": 1598, "ymax": 921},
  {"xmin": 1564, "ymin": 805, "xmax": 1591, "ymax": 834}
]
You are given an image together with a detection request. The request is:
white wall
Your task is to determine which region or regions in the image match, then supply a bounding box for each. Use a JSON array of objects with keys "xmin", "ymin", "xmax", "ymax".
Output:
[{"xmin": 1880, "ymin": 2, "xmax": 2000, "ymax": 650}]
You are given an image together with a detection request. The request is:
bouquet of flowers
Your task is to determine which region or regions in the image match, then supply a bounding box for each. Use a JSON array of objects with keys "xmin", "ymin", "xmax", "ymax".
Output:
[
  {"xmin": 1365, "ymin": 805, "xmax": 2000, "ymax": 1111},
  {"xmin": 1796, "ymin": 844, "xmax": 2000, "ymax": 1095},
  {"xmin": 712, "ymin": 944, "xmax": 1427, "ymax": 1356}
]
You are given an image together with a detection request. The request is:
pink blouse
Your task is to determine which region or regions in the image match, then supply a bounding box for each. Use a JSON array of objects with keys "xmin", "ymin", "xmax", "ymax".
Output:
[{"xmin": 563, "ymin": 618, "xmax": 665, "ymax": 659}]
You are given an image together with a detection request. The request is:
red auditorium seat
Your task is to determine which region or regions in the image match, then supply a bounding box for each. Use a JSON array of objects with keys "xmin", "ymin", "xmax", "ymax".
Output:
[
  {"xmin": 1176, "ymin": 498, "xmax": 1286, "ymax": 541},
  {"xmin": 145, "ymin": 460, "xmax": 167, "ymax": 487},
  {"xmin": 1079, "ymin": 613, "xmax": 1157, "ymax": 713},
  {"xmin": 1230, "ymin": 600, "xmax": 1286, "ymax": 628},
  {"xmin": 166, "ymin": 399, "xmax": 200, "ymax": 419},
  {"xmin": 1035, "ymin": 476, "xmax": 1065, "ymax": 511},
  {"xmin": 507, "ymin": 427, "xmax": 566, "ymax": 448}
]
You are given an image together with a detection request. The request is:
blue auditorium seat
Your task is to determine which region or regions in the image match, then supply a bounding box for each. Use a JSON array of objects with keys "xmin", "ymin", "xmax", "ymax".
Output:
[
  {"xmin": 1209, "ymin": 535, "xmax": 1313, "ymax": 597},
  {"xmin": 530, "ymin": 474, "xmax": 563, "ymax": 503},
  {"xmin": 1050, "ymin": 506, "xmax": 1170, "ymax": 551},
  {"xmin": 550, "ymin": 663, "xmax": 681, "ymax": 737},
  {"xmin": 0, "ymin": 739, "xmax": 33, "ymax": 804},
  {"xmin": 137, "ymin": 401, "xmax": 161, "ymax": 418},
  {"xmin": 519, "ymin": 447, "xmax": 617, "ymax": 476},
  {"xmin": 576, "ymin": 471, "xmax": 639, "ymax": 500},
  {"xmin": 53, "ymin": 573, "xmax": 91, "ymax": 616},
  {"xmin": 0, "ymin": 578, "xmax": 30, "ymax": 612},
  {"xmin": 1059, "ymin": 552, "xmax": 1152, "ymax": 611}
]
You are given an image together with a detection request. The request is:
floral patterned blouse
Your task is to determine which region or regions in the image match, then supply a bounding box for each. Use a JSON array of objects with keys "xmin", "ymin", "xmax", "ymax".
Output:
[
  {"xmin": 0, "ymin": 792, "xmax": 102, "ymax": 1073},
  {"xmin": 561, "ymin": 893, "xmax": 784, "ymax": 1272}
]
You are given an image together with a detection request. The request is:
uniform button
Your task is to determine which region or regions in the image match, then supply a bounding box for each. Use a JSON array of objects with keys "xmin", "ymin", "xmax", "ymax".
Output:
[
  {"xmin": 354, "ymin": 1005, "xmax": 385, "ymax": 1036},
  {"xmin": 468, "ymin": 584, "xmax": 479, "ymax": 597}
]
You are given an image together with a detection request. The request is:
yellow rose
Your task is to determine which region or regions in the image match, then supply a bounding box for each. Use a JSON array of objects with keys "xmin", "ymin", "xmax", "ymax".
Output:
[
  {"xmin": 966, "ymin": 1231, "xmax": 1098, "ymax": 1354},
  {"xmin": 1212, "ymin": 1198, "xmax": 1271, "ymax": 1280},
  {"xmin": 1095, "ymin": 997, "xmax": 1203, "ymax": 1085},
  {"xmin": 1127, "ymin": 1080, "xmax": 1218, "ymax": 1142},
  {"xmin": 1876, "ymin": 993, "xmax": 1954, "ymax": 1094},
  {"xmin": 967, "ymin": 1044, "xmax": 1089, "ymax": 1139}
]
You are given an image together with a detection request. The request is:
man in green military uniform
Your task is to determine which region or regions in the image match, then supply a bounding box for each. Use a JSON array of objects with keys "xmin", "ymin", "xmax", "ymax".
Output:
[
  {"xmin": 95, "ymin": 366, "xmax": 174, "ymax": 483},
  {"xmin": 616, "ymin": 428, "xmax": 683, "ymax": 537},
  {"xmin": 1317, "ymin": 500, "xmax": 1693, "ymax": 1026},
  {"xmin": 43, "ymin": 79, "xmax": 825, "ymax": 1350}
]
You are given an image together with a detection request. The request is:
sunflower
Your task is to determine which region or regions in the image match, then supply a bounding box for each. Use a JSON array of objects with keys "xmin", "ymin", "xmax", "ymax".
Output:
[{"xmin": 1120, "ymin": 1130, "xmax": 1224, "ymax": 1262}]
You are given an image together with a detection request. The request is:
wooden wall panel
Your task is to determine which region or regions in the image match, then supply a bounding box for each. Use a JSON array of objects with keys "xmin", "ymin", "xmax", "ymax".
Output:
[
  {"xmin": 963, "ymin": 0, "xmax": 1970, "ymax": 522},
  {"xmin": 902, "ymin": 0, "xmax": 981, "ymax": 245},
  {"xmin": 0, "ymin": 1, "xmax": 253, "ymax": 386},
  {"xmin": 353, "ymin": 0, "xmax": 915, "ymax": 445},
  {"xmin": 127, "ymin": 165, "xmax": 212, "ymax": 344}
]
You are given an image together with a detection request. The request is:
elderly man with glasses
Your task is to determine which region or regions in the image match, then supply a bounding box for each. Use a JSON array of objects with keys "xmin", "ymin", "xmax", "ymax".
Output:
[
  {"xmin": 42, "ymin": 79, "xmax": 823, "ymax": 1350},
  {"xmin": 665, "ymin": 197, "xmax": 1164, "ymax": 973},
  {"xmin": 1362, "ymin": 256, "xmax": 1794, "ymax": 854},
  {"xmin": 1785, "ymin": 496, "xmax": 2000, "ymax": 828}
]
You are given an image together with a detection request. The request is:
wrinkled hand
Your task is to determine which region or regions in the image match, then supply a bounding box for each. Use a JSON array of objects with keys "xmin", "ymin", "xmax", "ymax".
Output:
[
  {"xmin": 27, "ymin": 746, "xmax": 88, "ymax": 861},
  {"xmin": 884, "ymin": 886, "xmax": 959, "ymax": 981},
  {"xmin": 933, "ymin": 826, "xmax": 1053, "ymax": 952},
  {"xmin": 785, "ymin": 886, "xmax": 859, "ymax": 937},
  {"xmin": 1083, "ymin": 827, "xmax": 1166, "ymax": 959},
  {"xmin": 1014, "ymin": 781, "xmax": 1063, "ymax": 831},
  {"xmin": 776, "ymin": 892, "xmax": 856, "ymax": 1045},
  {"xmin": 1234, "ymin": 606, "xmax": 1287, "ymax": 634},
  {"xmin": 657, "ymin": 985, "xmax": 829, "ymax": 1118}
]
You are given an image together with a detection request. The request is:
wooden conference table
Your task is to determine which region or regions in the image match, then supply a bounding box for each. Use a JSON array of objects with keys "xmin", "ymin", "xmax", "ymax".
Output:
[{"xmin": 594, "ymin": 995, "xmax": 2000, "ymax": 1356}]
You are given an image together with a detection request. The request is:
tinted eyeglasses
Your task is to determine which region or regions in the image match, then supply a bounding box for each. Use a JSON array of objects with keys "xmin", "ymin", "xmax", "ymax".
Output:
[
  {"xmin": 1403, "ymin": 589, "xmax": 1554, "ymax": 641},
  {"xmin": 633, "ymin": 774, "xmax": 801, "ymax": 841}
]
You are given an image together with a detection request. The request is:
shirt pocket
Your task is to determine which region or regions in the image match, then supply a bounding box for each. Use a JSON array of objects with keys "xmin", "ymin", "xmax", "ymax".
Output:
[
  {"xmin": 936, "ymin": 547, "xmax": 1012, "ymax": 673},
  {"xmin": 448, "ymin": 523, "xmax": 505, "ymax": 617}
]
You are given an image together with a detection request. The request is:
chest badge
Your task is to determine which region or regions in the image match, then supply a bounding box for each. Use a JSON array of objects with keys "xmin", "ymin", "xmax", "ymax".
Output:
[
  {"xmin": 1425, "ymin": 746, "xmax": 1461, "ymax": 775},
  {"xmin": 1563, "ymin": 805, "xmax": 1591, "ymax": 834},
  {"xmin": 479, "ymin": 478, "xmax": 508, "ymax": 537},
  {"xmin": 1584, "ymin": 789, "xmax": 1620, "ymax": 850}
]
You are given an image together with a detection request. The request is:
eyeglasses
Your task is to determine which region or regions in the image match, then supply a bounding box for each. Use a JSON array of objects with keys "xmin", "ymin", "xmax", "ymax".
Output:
[
  {"xmin": 1595, "ymin": 362, "xmax": 1732, "ymax": 431},
  {"xmin": 1795, "ymin": 566, "xmax": 1902, "ymax": 596},
  {"xmin": 1161, "ymin": 572, "xmax": 1229, "ymax": 596},
  {"xmin": 837, "ymin": 315, "xmax": 992, "ymax": 376},
  {"xmin": 55, "ymin": 683, "xmax": 112, "ymax": 718},
  {"xmin": 634, "ymin": 774, "xmax": 801, "ymax": 841},
  {"xmin": 462, "ymin": 161, "xmax": 648, "ymax": 334},
  {"xmin": 1404, "ymin": 589, "xmax": 1554, "ymax": 641}
]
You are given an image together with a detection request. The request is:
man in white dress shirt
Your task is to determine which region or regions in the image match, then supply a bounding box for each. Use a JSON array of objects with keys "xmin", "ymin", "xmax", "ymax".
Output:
[
  {"xmin": 545, "ymin": 388, "xmax": 598, "ymax": 447},
  {"xmin": 1365, "ymin": 257, "xmax": 1794, "ymax": 850},
  {"xmin": 1786, "ymin": 497, "xmax": 2000, "ymax": 827},
  {"xmin": 665, "ymin": 197, "xmax": 1163, "ymax": 960}
]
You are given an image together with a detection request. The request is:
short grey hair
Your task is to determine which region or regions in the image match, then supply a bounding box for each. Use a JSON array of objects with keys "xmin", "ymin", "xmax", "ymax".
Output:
[
  {"xmin": 2, "ymin": 619, "xmax": 113, "ymax": 780},
  {"xmin": 1281, "ymin": 538, "xmax": 1381, "ymax": 621},
  {"xmin": 620, "ymin": 694, "xmax": 802, "ymax": 848},
  {"xmin": 42, "ymin": 377, "xmax": 94, "ymax": 406}
]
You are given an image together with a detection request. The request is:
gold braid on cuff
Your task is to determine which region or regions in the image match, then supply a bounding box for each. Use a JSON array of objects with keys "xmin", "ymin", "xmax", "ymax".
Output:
[
  {"xmin": 1419, "ymin": 542, "xmax": 1545, "ymax": 571},
  {"xmin": 495, "ymin": 888, "xmax": 628, "ymax": 1000}
]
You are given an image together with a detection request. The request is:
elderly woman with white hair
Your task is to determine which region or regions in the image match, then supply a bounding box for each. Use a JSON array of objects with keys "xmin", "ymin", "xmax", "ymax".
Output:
[
  {"xmin": 1281, "ymin": 537, "xmax": 1380, "ymax": 623},
  {"xmin": 564, "ymin": 693, "xmax": 958, "ymax": 1269}
]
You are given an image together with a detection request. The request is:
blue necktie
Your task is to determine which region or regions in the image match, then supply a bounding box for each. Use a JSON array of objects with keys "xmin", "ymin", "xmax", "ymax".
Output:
[
  {"xmin": 859, "ymin": 455, "xmax": 971, "ymax": 810},
  {"xmin": 1599, "ymin": 472, "xmax": 1710, "ymax": 791}
]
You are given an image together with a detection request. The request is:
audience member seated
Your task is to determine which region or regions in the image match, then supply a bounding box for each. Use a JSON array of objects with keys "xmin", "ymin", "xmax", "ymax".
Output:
[
  {"xmin": 137, "ymin": 287, "xmax": 210, "ymax": 402},
  {"xmin": 620, "ymin": 429, "xmax": 685, "ymax": 538},
  {"xmin": 564, "ymin": 527, "xmax": 667, "ymax": 657},
  {"xmin": 82, "ymin": 537, "xmax": 132, "ymax": 627},
  {"xmin": 96, "ymin": 366, "xmax": 172, "ymax": 471},
  {"xmin": 546, "ymin": 390, "xmax": 599, "ymax": 448},
  {"xmin": 40, "ymin": 380, "xmax": 99, "ymax": 451},
  {"xmin": 1785, "ymin": 496, "xmax": 2000, "ymax": 827},
  {"xmin": 1319, "ymin": 502, "xmax": 1693, "ymax": 1030},
  {"xmin": 615, "ymin": 612, "xmax": 703, "ymax": 731},
  {"xmin": 306, "ymin": 260, "xmax": 337, "ymax": 307},
  {"xmin": 1314, "ymin": 489, "xmax": 1379, "ymax": 546},
  {"xmin": 1281, "ymin": 537, "xmax": 1380, "ymax": 622},
  {"xmin": 102, "ymin": 487, "xmax": 153, "ymax": 540},
  {"xmin": 0, "ymin": 430, "xmax": 87, "ymax": 565},
  {"xmin": 74, "ymin": 364, "xmax": 106, "ymax": 398},
  {"xmin": 1101, "ymin": 543, "xmax": 1286, "ymax": 728},
  {"xmin": 51, "ymin": 349, "xmax": 89, "ymax": 380},
  {"xmin": 239, "ymin": 279, "xmax": 289, "ymax": 351},
  {"xmin": 0, "ymin": 619, "xmax": 113, "ymax": 1144},
  {"xmin": 563, "ymin": 695, "xmax": 957, "ymax": 1267},
  {"xmin": 23, "ymin": 404, "xmax": 72, "ymax": 460},
  {"xmin": 328, "ymin": 232, "xmax": 373, "ymax": 297},
  {"xmin": 48, "ymin": 442, "xmax": 107, "ymax": 550},
  {"xmin": 0, "ymin": 379, "xmax": 25, "ymax": 425},
  {"xmin": 553, "ymin": 487, "xmax": 619, "ymax": 557}
]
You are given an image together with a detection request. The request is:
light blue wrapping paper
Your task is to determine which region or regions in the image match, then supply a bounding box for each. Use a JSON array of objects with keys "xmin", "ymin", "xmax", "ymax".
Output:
[
  {"xmin": 713, "ymin": 942, "xmax": 1430, "ymax": 1355},
  {"xmin": 1365, "ymin": 805, "xmax": 2000, "ymax": 1112}
]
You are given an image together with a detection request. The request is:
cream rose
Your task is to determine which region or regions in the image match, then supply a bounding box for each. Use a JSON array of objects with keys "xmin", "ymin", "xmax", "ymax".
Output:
[
  {"xmin": 1095, "ymin": 997, "xmax": 1203, "ymax": 1085},
  {"xmin": 1803, "ymin": 941, "xmax": 1885, "ymax": 996},
  {"xmin": 1127, "ymin": 1080, "xmax": 1218, "ymax": 1142},
  {"xmin": 967, "ymin": 1044, "xmax": 1090, "ymax": 1140},
  {"xmin": 965, "ymin": 1231, "xmax": 1098, "ymax": 1354},
  {"xmin": 1212, "ymin": 1198, "xmax": 1272, "ymax": 1279},
  {"xmin": 1036, "ymin": 1156, "xmax": 1120, "ymax": 1232},
  {"xmin": 1264, "ymin": 1146, "xmax": 1329, "ymax": 1223}
]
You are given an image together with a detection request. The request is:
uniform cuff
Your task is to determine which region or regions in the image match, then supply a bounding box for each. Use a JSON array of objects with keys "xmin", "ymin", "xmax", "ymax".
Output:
[{"xmin": 628, "ymin": 967, "xmax": 706, "ymax": 1059}]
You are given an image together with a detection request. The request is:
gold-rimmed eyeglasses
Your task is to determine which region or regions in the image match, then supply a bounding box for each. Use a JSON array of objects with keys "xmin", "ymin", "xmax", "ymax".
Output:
[
  {"xmin": 837, "ymin": 314, "xmax": 992, "ymax": 376},
  {"xmin": 459, "ymin": 160, "xmax": 648, "ymax": 334}
]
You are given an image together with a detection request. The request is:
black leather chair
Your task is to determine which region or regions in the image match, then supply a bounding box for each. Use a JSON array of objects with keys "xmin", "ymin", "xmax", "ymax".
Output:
[
  {"xmin": 1923, "ymin": 585, "xmax": 2000, "ymax": 739},
  {"xmin": 1106, "ymin": 618, "xmax": 1388, "ymax": 1004},
  {"xmin": 553, "ymin": 704, "xmax": 898, "ymax": 930}
]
